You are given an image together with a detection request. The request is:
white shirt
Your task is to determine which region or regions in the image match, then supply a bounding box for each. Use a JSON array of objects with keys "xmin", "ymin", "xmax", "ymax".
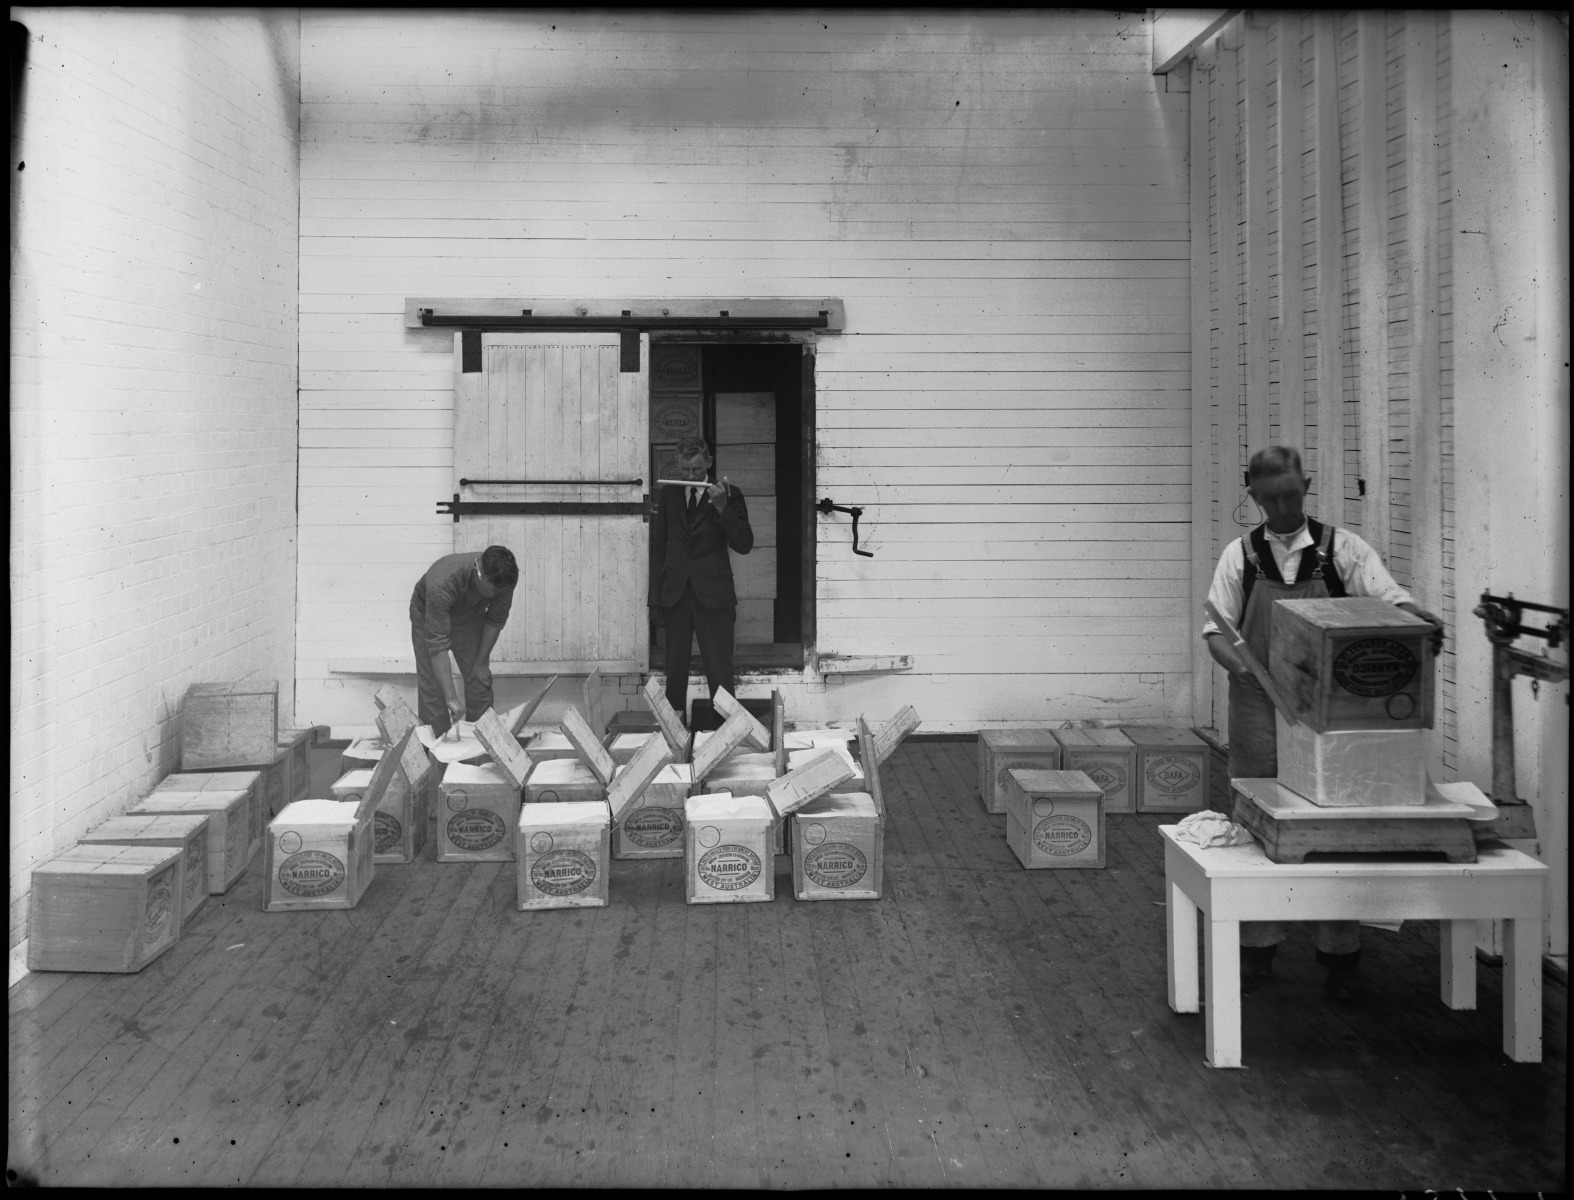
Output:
[{"xmin": 1200, "ymin": 520, "xmax": 1413, "ymax": 637}]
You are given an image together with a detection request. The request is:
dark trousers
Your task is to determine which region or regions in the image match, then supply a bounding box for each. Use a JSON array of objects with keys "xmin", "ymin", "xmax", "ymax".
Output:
[
  {"xmin": 662, "ymin": 582, "xmax": 735, "ymax": 722},
  {"xmin": 411, "ymin": 620, "xmax": 493, "ymax": 736}
]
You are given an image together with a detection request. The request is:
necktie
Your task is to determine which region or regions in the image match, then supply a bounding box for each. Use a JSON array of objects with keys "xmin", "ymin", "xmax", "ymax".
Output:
[{"xmin": 688, "ymin": 488, "xmax": 699, "ymax": 513}]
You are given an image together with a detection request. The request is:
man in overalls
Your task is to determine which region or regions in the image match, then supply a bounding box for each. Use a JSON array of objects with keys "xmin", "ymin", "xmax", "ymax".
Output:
[
  {"xmin": 1202, "ymin": 447, "xmax": 1445, "ymax": 1001},
  {"xmin": 410, "ymin": 545, "xmax": 520, "ymax": 736}
]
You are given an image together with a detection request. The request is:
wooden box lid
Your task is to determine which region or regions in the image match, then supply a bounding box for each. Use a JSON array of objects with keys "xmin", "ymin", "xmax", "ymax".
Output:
[
  {"xmin": 1121, "ymin": 726, "xmax": 1206, "ymax": 750},
  {"xmin": 1053, "ymin": 728, "xmax": 1135, "ymax": 750},
  {"xmin": 981, "ymin": 728, "xmax": 1061, "ymax": 751},
  {"xmin": 1004, "ymin": 767, "xmax": 1105, "ymax": 799}
]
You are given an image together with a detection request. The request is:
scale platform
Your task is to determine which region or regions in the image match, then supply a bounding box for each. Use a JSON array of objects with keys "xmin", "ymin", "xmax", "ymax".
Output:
[{"xmin": 1230, "ymin": 777, "xmax": 1481, "ymax": 864}]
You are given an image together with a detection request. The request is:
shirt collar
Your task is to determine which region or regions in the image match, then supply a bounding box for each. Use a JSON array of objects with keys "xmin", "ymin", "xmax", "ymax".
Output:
[{"xmin": 1264, "ymin": 520, "xmax": 1313, "ymax": 552}]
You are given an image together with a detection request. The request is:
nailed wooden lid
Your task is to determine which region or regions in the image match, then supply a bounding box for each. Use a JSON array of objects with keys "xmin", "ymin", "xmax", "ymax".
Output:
[
  {"xmin": 1005, "ymin": 768, "xmax": 1105, "ymax": 799},
  {"xmin": 980, "ymin": 728, "xmax": 1061, "ymax": 750}
]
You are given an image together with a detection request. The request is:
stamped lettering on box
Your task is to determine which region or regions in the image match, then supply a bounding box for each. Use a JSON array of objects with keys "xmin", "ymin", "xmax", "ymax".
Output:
[
  {"xmin": 1033, "ymin": 815, "xmax": 1093, "ymax": 857},
  {"xmin": 1079, "ymin": 760, "xmax": 1127, "ymax": 796},
  {"xmin": 804, "ymin": 843, "xmax": 867, "ymax": 888},
  {"xmin": 279, "ymin": 830, "xmax": 303, "ymax": 854},
  {"xmin": 698, "ymin": 845, "xmax": 762, "ymax": 891},
  {"xmin": 185, "ymin": 837, "xmax": 205, "ymax": 901},
  {"xmin": 802, "ymin": 822, "xmax": 827, "ymax": 846},
  {"xmin": 623, "ymin": 807, "xmax": 682, "ymax": 848},
  {"xmin": 447, "ymin": 790, "xmax": 469, "ymax": 813},
  {"xmin": 375, "ymin": 812, "xmax": 402, "ymax": 854},
  {"xmin": 448, "ymin": 810, "xmax": 507, "ymax": 852},
  {"xmin": 278, "ymin": 850, "xmax": 346, "ymax": 897},
  {"xmin": 531, "ymin": 850, "xmax": 598, "ymax": 896},
  {"xmin": 1333, "ymin": 638, "xmax": 1417, "ymax": 697},
  {"xmin": 143, "ymin": 866, "xmax": 176, "ymax": 943},
  {"xmin": 1146, "ymin": 755, "xmax": 1202, "ymax": 796}
]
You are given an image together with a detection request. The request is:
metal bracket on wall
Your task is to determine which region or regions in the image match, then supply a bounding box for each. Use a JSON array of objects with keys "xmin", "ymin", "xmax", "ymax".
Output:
[{"xmin": 816, "ymin": 498, "xmax": 874, "ymax": 557}]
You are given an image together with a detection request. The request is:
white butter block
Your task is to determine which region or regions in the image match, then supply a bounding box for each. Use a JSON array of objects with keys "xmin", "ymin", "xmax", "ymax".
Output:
[
  {"xmin": 607, "ymin": 732, "xmax": 653, "ymax": 766},
  {"xmin": 525, "ymin": 730, "xmax": 579, "ymax": 761},
  {"xmin": 524, "ymin": 757, "xmax": 605, "ymax": 805},
  {"xmin": 1275, "ymin": 714, "xmax": 1427, "ymax": 807}
]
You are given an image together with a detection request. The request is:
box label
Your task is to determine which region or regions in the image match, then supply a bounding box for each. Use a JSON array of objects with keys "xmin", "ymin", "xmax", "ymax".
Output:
[
  {"xmin": 185, "ymin": 837, "xmax": 205, "ymax": 902},
  {"xmin": 448, "ymin": 810, "xmax": 507, "ymax": 852},
  {"xmin": 803, "ymin": 842, "xmax": 868, "ymax": 889},
  {"xmin": 623, "ymin": 807, "xmax": 683, "ymax": 848},
  {"xmin": 225, "ymin": 815, "xmax": 244, "ymax": 876},
  {"xmin": 375, "ymin": 812, "xmax": 402, "ymax": 854},
  {"xmin": 278, "ymin": 850, "xmax": 346, "ymax": 897},
  {"xmin": 1146, "ymin": 755, "xmax": 1202, "ymax": 796},
  {"xmin": 530, "ymin": 849, "xmax": 598, "ymax": 897},
  {"xmin": 1078, "ymin": 759, "xmax": 1126, "ymax": 797},
  {"xmin": 143, "ymin": 865, "xmax": 177, "ymax": 945},
  {"xmin": 1033, "ymin": 815, "xmax": 1093, "ymax": 857},
  {"xmin": 1333, "ymin": 638, "xmax": 1417, "ymax": 697},
  {"xmin": 698, "ymin": 845, "xmax": 762, "ymax": 891}
]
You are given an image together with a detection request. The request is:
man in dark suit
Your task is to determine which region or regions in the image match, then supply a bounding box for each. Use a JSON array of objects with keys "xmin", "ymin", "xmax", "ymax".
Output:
[{"xmin": 649, "ymin": 434, "xmax": 754, "ymax": 724}]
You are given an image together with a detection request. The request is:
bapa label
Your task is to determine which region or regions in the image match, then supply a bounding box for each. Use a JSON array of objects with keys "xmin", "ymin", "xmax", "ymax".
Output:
[
  {"xmin": 697, "ymin": 845, "xmax": 762, "ymax": 891},
  {"xmin": 1080, "ymin": 760, "xmax": 1127, "ymax": 796}
]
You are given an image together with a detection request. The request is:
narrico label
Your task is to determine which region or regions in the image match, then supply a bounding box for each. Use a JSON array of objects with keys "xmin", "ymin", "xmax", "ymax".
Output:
[
  {"xmin": 1146, "ymin": 755, "xmax": 1202, "ymax": 796},
  {"xmin": 1333, "ymin": 638, "xmax": 1417, "ymax": 697},
  {"xmin": 375, "ymin": 811, "xmax": 402, "ymax": 854},
  {"xmin": 278, "ymin": 849, "xmax": 346, "ymax": 898},
  {"xmin": 530, "ymin": 849, "xmax": 598, "ymax": 896},
  {"xmin": 623, "ymin": 807, "xmax": 682, "ymax": 848},
  {"xmin": 803, "ymin": 842, "xmax": 868, "ymax": 889},
  {"xmin": 697, "ymin": 845, "xmax": 762, "ymax": 891},
  {"xmin": 447, "ymin": 809, "xmax": 507, "ymax": 852},
  {"xmin": 143, "ymin": 866, "xmax": 176, "ymax": 944},
  {"xmin": 1033, "ymin": 815, "xmax": 1093, "ymax": 858}
]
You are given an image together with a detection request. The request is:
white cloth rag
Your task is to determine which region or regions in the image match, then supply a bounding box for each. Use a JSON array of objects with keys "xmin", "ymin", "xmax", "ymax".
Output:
[{"xmin": 1173, "ymin": 810, "xmax": 1256, "ymax": 849}]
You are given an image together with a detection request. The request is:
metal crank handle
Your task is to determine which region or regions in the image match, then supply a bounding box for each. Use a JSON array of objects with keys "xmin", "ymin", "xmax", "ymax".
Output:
[{"xmin": 815, "ymin": 498, "xmax": 874, "ymax": 557}]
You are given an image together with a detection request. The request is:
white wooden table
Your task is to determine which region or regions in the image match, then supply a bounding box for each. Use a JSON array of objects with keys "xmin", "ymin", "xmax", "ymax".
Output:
[{"xmin": 1160, "ymin": 826, "xmax": 1547, "ymax": 1068}]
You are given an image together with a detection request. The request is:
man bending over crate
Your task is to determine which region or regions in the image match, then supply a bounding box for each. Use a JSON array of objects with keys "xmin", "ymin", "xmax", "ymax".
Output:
[
  {"xmin": 411, "ymin": 545, "xmax": 519, "ymax": 736},
  {"xmin": 1200, "ymin": 447, "xmax": 1444, "ymax": 1002}
]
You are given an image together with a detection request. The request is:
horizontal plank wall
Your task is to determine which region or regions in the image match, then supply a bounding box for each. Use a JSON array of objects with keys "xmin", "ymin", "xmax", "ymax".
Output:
[
  {"xmin": 295, "ymin": 11, "xmax": 1192, "ymax": 732},
  {"xmin": 9, "ymin": 11, "xmax": 301, "ymax": 954}
]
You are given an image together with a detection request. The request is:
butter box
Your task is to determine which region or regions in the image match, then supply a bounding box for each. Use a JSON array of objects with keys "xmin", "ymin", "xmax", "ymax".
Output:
[
  {"xmin": 264, "ymin": 798, "xmax": 375, "ymax": 912},
  {"xmin": 130, "ymin": 787, "xmax": 251, "ymax": 893},
  {"xmin": 180, "ymin": 679, "xmax": 277, "ymax": 770},
  {"xmin": 1123, "ymin": 727, "xmax": 1211, "ymax": 814},
  {"xmin": 278, "ymin": 728, "xmax": 316, "ymax": 808},
  {"xmin": 684, "ymin": 793, "xmax": 775, "ymax": 904},
  {"xmin": 333, "ymin": 760, "xmax": 432, "ymax": 864},
  {"xmin": 615, "ymin": 764, "xmax": 692, "ymax": 860},
  {"xmin": 79, "ymin": 814, "xmax": 210, "ymax": 926},
  {"xmin": 791, "ymin": 791, "xmax": 883, "ymax": 901},
  {"xmin": 158, "ymin": 770, "xmax": 265, "ymax": 865},
  {"xmin": 1275, "ymin": 713, "xmax": 1428, "ymax": 807},
  {"xmin": 1052, "ymin": 728, "xmax": 1136, "ymax": 814},
  {"xmin": 524, "ymin": 758, "xmax": 604, "ymax": 805},
  {"xmin": 437, "ymin": 762, "xmax": 522, "ymax": 862},
  {"xmin": 1003, "ymin": 768, "xmax": 1106, "ymax": 869},
  {"xmin": 1270, "ymin": 597, "xmax": 1435, "ymax": 732},
  {"xmin": 517, "ymin": 801, "xmax": 611, "ymax": 910},
  {"xmin": 977, "ymin": 729, "xmax": 1061, "ymax": 815},
  {"xmin": 28, "ymin": 844, "xmax": 184, "ymax": 973}
]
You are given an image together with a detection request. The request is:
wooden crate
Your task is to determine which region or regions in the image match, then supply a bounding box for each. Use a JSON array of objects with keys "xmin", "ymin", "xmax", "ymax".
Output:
[
  {"xmin": 684, "ymin": 793, "xmax": 775, "ymax": 904},
  {"xmin": 1275, "ymin": 714, "xmax": 1427, "ymax": 807},
  {"xmin": 130, "ymin": 787, "xmax": 251, "ymax": 893},
  {"xmin": 180, "ymin": 680, "xmax": 278, "ymax": 770},
  {"xmin": 606, "ymin": 732, "xmax": 654, "ymax": 766},
  {"xmin": 161, "ymin": 770, "xmax": 265, "ymax": 865},
  {"xmin": 333, "ymin": 757, "xmax": 433, "ymax": 863},
  {"xmin": 341, "ymin": 737, "xmax": 385, "ymax": 777},
  {"xmin": 1052, "ymin": 728, "xmax": 1137, "ymax": 814},
  {"xmin": 263, "ymin": 798, "xmax": 376, "ymax": 912},
  {"xmin": 524, "ymin": 758, "xmax": 604, "ymax": 805},
  {"xmin": 1123, "ymin": 727, "xmax": 1211, "ymax": 814},
  {"xmin": 615, "ymin": 764, "xmax": 692, "ymax": 860},
  {"xmin": 206, "ymin": 747, "xmax": 290, "ymax": 822},
  {"xmin": 703, "ymin": 753, "xmax": 784, "ymax": 853},
  {"xmin": 278, "ymin": 728, "xmax": 316, "ymax": 807},
  {"xmin": 1270, "ymin": 597, "xmax": 1435, "ymax": 732},
  {"xmin": 28, "ymin": 844, "xmax": 184, "ymax": 973},
  {"xmin": 78, "ymin": 814, "xmax": 210, "ymax": 926},
  {"xmin": 791, "ymin": 791, "xmax": 883, "ymax": 901},
  {"xmin": 438, "ymin": 762, "xmax": 522, "ymax": 862},
  {"xmin": 977, "ymin": 729, "xmax": 1061, "ymax": 815},
  {"xmin": 516, "ymin": 801, "xmax": 612, "ymax": 910},
  {"xmin": 1003, "ymin": 768, "xmax": 1106, "ymax": 869}
]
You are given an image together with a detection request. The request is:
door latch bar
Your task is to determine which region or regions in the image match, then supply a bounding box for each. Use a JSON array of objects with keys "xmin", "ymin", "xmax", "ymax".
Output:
[{"xmin": 438, "ymin": 495, "xmax": 651, "ymax": 523}]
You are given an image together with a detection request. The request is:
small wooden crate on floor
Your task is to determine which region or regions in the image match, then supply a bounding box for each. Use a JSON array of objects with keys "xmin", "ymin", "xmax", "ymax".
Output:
[
  {"xmin": 78, "ymin": 814, "xmax": 210, "ymax": 926},
  {"xmin": 1275, "ymin": 714, "xmax": 1427, "ymax": 807},
  {"xmin": 159, "ymin": 770, "xmax": 265, "ymax": 865},
  {"xmin": 1123, "ymin": 727, "xmax": 1211, "ymax": 814},
  {"xmin": 438, "ymin": 762, "xmax": 523, "ymax": 862},
  {"xmin": 684, "ymin": 793, "xmax": 775, "ymax": 903},
  {"xmin": 1270, "ymin": 597, "xmax": 1435, "ymax": 732},
  {"xmin": 517, "ymin": 801, "xmax": 611, "ymax": 910},
  {"xmin": 277, "ymin": 727, "xmax": 317, "ymax": 808},
  {"xmin": 1053, "ymin": 728, "xmax": 1137, "ymax": 814},
  {"xmin": 263, "ymin": 798, "xmax": 377, "ymax": 912},
  {"xmin": 333, "ymin": 754, "xmax": 433, "ymax": 864},
  {"xmin": 130, "ymin": 787, "xmax": 252, "ymax": 893},
  {"xmin": 976, "ymin": 729, "xmax": 1061, "ymax": 815},
  {"xmin": 1003, "ymin": 768, "xmax": 1106, "ymax": 869},
  {"xmin": 28, "ymin": 844, "xmax": 184, "ymax": 973},
  {"xmin": 615, "ymin": 764, "xmax": 693, "ymax": 860},
  {"xmin": 209, "ymin": 746, "xmax": 291, "ymax": 821},
  {"xmin": 791, "ymin": 791, "xmax": 883, "ymax": 901},
  {"xmin": 524, "ymin": 758, "xmax": 604, "ymax": 805},
  {"xmin": 180, "ymin": 680, "xmax": 279, "ymax": 770}
]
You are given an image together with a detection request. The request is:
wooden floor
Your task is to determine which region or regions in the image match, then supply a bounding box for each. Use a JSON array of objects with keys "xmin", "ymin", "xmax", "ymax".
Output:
[{"xmin": 9, "ymin": 742, "xmax": 1567, "ymax": 1189}]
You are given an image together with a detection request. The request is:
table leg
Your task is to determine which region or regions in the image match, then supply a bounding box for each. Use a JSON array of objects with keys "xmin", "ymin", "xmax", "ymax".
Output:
[
  {"xmin": 1439, "ymin": 919, "xmax": 1476, "ymax": 1010},
  {"xmin": 1502, "ymin": 917, "xmax": 1542, "ymax": 1063},
  {"xmin": 1167, "ymin": 879, "xmax": 1200, "ymax": 1014},
  {"xmin": 1203, "ymin": 916, "xmax": 1243, "ymax": 1068}
]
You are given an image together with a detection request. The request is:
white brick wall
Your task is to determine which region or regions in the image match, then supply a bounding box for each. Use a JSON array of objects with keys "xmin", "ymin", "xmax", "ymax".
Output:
[{"xmin": 8, "ymin": 10, "xmax": 301, "ymax": 951}]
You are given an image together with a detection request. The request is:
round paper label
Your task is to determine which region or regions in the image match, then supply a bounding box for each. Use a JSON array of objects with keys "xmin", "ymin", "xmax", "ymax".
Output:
[
  {"xmin": 1031, "ymin": 797, "xmax": 1056, "ymax": 819},
  {"xmin": 1033, "ymin": 814, "xmax": 1093, "ymax": 857},
  {"xmin": 531, "ymin": 831, "xmax": 554, "ymax": 854},
  {"xmin": 375, "ymin": 811, "xmax": 402, "ymax": 854},
  {"xmin": 801, "ymin": 822, "xmax": 827, "ymax": 846},
  {"xmin": 447, "ymin": 789, "xmax": 469, "ymax": 813},
  {"xmin": 265, "ymin": 772, "xmax": 285, "ymax": 814},
  {"xmin": 531, "ymin": 849, "xmax": 598, "ymax": 896},
  {"xmin": 697, "ymin": 825, "xmax": 722, "ymax": 848},
  {"xmin": 653, "ymin": 401, "xmax": 700, "ymax": 440},
  {"xmin": 278, "ymin": 830, "xmax": 303, "ymax": 855},
  {"xmin": 803, "ymin": 843, "xmax": 867, "ymax": 889},
  {"xmin": 1146, "ymin": 754, "xmax": 1202, "ymax": 796},
  {"xmin": 447, "ymin": 809, "xmax": 507, "ymax": 852},
  {"xmin": 1385, "ymin": 692, "xmax": 1417, "ymax": 720},
  {"xmin": 698, "ymin": 845, "xmax": 762, "ymax": 891},
  {"xmin": 277, "ymin": 849, "xmax": 346, "ymax": 897},
  {"xmin": 536, "ymin": 790, "xmax": 561, "ymax": 804},
  {"xmin": 623, "ymin": 807, "xmax": 683, "ymax": 848},
  {"xmin": 224, "ymin": 818, "xmax": 243, "ymax": 874},
  {"xmin": 1333, "ymin": 638, "xmax": 1418, "ymax": 697}
]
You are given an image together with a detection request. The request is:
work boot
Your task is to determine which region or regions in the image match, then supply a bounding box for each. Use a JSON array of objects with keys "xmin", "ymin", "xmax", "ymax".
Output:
[
  {"xmin": 1240, "ymin": 944, "xmax": 1277, "ymax": 994},
  {"xmin": 1317, "ymin": 949, "xmax": 1365, "ymax": 1003}
]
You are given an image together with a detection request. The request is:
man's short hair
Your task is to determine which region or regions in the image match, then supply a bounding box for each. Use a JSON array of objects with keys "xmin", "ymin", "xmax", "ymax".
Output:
[
  {"xmin": 480, "ymin": 545, "xmax": 519, "ymax": 589},
  {"xmin": 1247, "ymin": 446, "xmax": 1306, "ymax": 482},
  {"xmin": 674, "ymin": 435, "xmax": 711, "ymax": 461}
]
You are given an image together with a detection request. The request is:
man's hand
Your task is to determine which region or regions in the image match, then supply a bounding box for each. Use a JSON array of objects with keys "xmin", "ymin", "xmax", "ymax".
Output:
[
  {"xmin": 445, "ymin": 695, "xmax": 466, "ymax": 729},
  {"xmin": 706, "ymin": 478, "xmax": 728, "ymax": 511},
  {"xmin": 1204, "ymin": 631, "xmax": 1255, "ymax": 682},
  {"xmin": 1399, "ymin": 602, "xmax": 1446, "ymax": 654},
  {"xmin": 471, "ymin": 660, "xmax": 493, "ymax": 690}
]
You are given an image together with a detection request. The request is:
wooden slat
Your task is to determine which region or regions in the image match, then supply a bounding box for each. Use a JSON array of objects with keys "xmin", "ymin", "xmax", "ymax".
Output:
[
  {"xmin": 1242, "ymin": 14, "xmax": 1272, "ymax": 456},
  {"xmin": 1276, "ymin": 12, "xmax": 1307, "ymax": 454},
  {"xmin": 1312, "ymin": 13, "xmax": 1348, "ymax": 521},
  {"xmin": 1355, "ymin": 10, "xmax": 1391, "ymax": 556}
]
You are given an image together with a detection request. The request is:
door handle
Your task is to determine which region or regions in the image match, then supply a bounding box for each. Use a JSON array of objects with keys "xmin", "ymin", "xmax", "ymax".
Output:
[{"xmin": 816, "ymin": 498, "xmax": 874, "ymax": 557}]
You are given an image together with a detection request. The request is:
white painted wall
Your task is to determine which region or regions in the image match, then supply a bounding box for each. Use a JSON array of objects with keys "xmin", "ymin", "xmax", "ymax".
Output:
[
  {"xmin": 9, "ymin": 10, "xmax": 301, "ymax": 952},
  {"xmin": 294, "ymin": 10, "xmax": 1192, "ymax": 734}
]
